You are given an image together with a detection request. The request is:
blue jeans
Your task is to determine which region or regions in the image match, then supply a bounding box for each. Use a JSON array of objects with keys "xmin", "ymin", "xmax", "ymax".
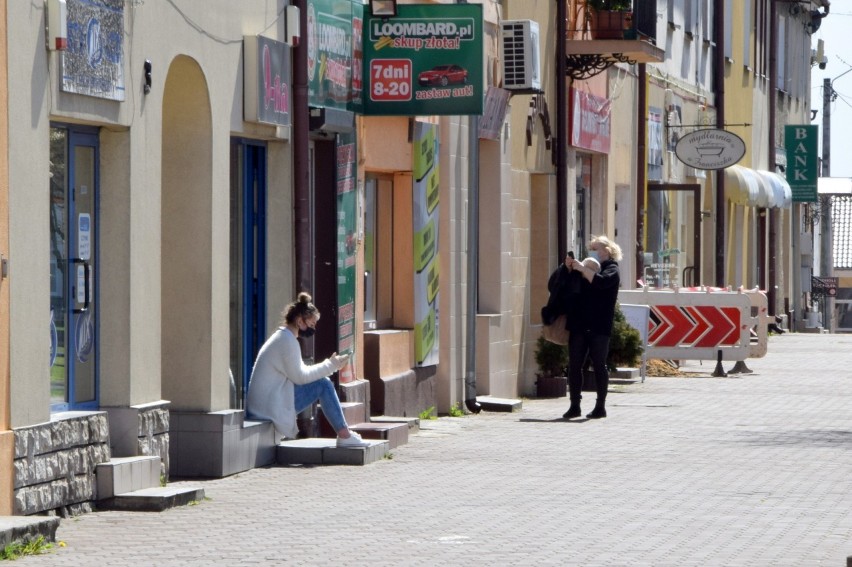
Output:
[{"xmin": 294, "ymin": 377, "xmax": 348, "ymax": 433}]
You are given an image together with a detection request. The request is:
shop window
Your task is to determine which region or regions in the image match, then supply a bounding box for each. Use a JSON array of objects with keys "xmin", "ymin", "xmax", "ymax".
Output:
[{"xmin": 364, "ymin": 174, "xmax": 413, "ymax": 329}]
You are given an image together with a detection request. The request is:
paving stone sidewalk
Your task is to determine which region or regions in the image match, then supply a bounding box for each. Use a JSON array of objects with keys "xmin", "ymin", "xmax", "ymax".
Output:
[{"xmin": 19, "ymin": 333, "xmax": 852, "ymax": 566}]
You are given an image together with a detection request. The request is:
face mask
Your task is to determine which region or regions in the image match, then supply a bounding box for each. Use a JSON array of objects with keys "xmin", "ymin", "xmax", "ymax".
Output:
[
  {"xmin": 300, "ymin": 326, "xmax": 316, "ymax": 338},
  {"xmin": 587, "ymin": 250, "xmax": 600, "ymax": 262}
]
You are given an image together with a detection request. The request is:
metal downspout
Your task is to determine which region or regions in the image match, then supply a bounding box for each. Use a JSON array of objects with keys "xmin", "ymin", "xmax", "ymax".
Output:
[
  {"xmin": 636, "ymin": 64, "xmax": 647, "ymax": 284},
  {"xmin": 293, "ymin": 0, "xmax": 311, "ymax": 294},
  {"xmin": 556, "ymin": 0, "xmax": 567, "ymax": 259},
  {"xmin": 767, "ymin": 1, "xmax": 778, "ymax": 318},
  {"xmin": 714, "ymin": 0, "xmax": 726, "ymax": 287},
  {"xmin": 464, "ymin": 114, "xmax": 481, "ymax": 413}
]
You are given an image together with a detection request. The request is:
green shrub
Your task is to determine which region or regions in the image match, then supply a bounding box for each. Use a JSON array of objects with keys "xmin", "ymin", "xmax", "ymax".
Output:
[
  {"xmin": 607, "ymin": 302, "xmax": 643, "ymax": 370},
  {"xmin": 534, "ymin": 335, "xmax": 569, "ymax": 378}
]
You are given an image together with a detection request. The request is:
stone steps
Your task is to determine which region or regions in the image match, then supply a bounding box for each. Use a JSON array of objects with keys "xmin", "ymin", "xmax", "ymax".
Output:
[
  {"xmin": 97, "ymin": 485, "xmax": 205, "ymax": 512},
  {"xmin": 0, "ymin": 515, "xmax": 60, "ymax": 547},
  {"xmin": 276, "ymin": 438, "xmax": 390, "ymax": 466}
]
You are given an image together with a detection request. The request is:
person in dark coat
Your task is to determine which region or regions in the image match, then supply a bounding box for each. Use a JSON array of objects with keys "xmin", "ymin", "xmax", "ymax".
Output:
[{"xmin": 562, "ymin": 235, "xmax": 622, "ymax": 420}]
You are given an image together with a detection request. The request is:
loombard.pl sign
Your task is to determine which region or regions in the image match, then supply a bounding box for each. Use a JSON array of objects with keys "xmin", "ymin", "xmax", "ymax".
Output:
[{"xmin": 363, "ymin": 4, "xmax": 483, "ymax": 115}]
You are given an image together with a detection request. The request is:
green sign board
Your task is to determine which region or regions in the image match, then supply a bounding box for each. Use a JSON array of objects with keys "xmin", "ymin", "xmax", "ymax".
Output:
[
  {"xmin": 363, "ymin": 4, "xmax": 483, "ymax": 116},
  {"xmin": 412, "ymin": 122, "xmax": 440, "ymax": 366},
  {"xmin": 307, "ymin": 0, "xmax": 364, "ymax": 113},
  {"xmin": 784, "ymin": 125, "xmax": 818, "ymax": 202},
  {"xmin": 336, "ymin": 132, "xmax": 358, "ymax": 382}
]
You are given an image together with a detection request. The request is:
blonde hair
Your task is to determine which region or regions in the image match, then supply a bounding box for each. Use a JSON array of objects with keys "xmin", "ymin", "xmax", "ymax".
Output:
[
  {"xmin": 590, "ymin": 235, "xmax": 623, "ymax": 261},
  {"xmin": 282, "ymin": 292, "xmax": 320, "ymax": 325}
]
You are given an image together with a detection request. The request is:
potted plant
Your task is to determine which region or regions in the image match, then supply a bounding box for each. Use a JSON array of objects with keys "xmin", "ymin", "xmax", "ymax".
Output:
[
  {"xmin": 585, "ymin": 0, "xmax": 633, "ymax": 40},
  {"xmin": 534, "ymin": 334, "xmax": 569, "ymax": 398}
]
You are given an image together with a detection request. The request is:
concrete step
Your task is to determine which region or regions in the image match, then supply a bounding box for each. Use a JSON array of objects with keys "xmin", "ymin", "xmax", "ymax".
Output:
[
  {"xmin": 97, "ymin": 485, "xmax": 205, "ymax": 512},
  {"xmin": 0, "ymin": 516, "xmax": 60, "ymax": 547},
  {"xmin": 276, "ymin": 438, "xmax": 389, "ymax": 466},
  {"xmin": 318, "ymin": 401, "xmax": 367, "ymax": 438},
  {"xmin": 476, "ymin": 396, "xmax": 523, "ymax": 412},
  {"xmin": 350, "ymin": 422, "xmax": 409, "ymax": 449},
  {"xmin": 370, "ymin": 415, "xmax": 420, "ymax": 434},
  {"xmin": 96, "ymin": 456, "xmax": 161, "ymax": 500}
]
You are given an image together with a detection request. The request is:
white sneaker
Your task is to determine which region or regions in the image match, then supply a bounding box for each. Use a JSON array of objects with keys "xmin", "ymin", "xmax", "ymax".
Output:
[{"xmin": 336, "ymin": 431, "xmax": 371, "ymax": 448}]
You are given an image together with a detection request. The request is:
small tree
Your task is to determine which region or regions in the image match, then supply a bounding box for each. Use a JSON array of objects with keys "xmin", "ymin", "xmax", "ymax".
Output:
[{"xmin": 534, "ymin": 335, "xmax": 569, "ymax": 378}]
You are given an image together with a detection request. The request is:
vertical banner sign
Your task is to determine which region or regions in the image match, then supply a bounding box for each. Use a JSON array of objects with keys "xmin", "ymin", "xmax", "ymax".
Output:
[
  {"xmin": 62, "ymin": 0, "xmax": 125, "ymax": 101},
  {"xmin": 307, "ymin": 0, "xmax": 363, "ymax": 112},
  {"xmin": 336, "ymin": 132, "xmax": 357, "ymax": 382},
  {"xmin": 413, "ymin": 122, "xmax": 440, "ymax": 366},
  {"xmin": 784, "ymin": 125, "xmax": 818, "ymax": 202},
  {"xmin": 363, "ymin": 4, "xmax": 483, "ymax": 116}
]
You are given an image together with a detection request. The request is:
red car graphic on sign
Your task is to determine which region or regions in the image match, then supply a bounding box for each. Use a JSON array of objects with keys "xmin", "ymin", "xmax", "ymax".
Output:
[{"xmin": 418, "ymin": 65, "xmax": 468, "ymax": 87}]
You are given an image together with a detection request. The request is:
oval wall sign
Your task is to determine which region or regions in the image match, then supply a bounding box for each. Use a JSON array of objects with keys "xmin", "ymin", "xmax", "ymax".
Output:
[{"xmin": 675, "ymin": 128, "xmax": 746, "ymax": 170}]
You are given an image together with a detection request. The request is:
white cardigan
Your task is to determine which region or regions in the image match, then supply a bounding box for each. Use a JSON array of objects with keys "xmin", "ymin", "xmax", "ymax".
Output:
[{"xmin": 245, "ymin": 327, "xmax": 337, "ymax": 439}]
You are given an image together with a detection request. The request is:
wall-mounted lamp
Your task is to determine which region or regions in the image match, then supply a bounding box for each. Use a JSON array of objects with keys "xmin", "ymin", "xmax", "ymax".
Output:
[
  {"xmin": 45, "ymin": 0, "xmax": 68, "ymax": 51},
  {"xmin": 285, "ymin": 5, "xmax": 301, "ymax": 47},
  {"xmin": 143, "ymin": 60, "xmax": 152, "ymax": 94},
  {"xmin": 369, "ymin": 0, "xmax": 397, "ymax": 18}
]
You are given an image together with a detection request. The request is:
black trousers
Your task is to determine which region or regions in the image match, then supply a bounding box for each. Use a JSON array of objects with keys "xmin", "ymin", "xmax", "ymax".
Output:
[{"xmin": 568, "ymin": 329, "xmax": 610, "ymax": 403}]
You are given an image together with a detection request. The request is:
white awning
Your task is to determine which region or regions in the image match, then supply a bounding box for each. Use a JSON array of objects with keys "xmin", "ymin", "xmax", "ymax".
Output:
[{"xmin": 724, "ymin": 165, "xmax": 792, "ymax": 209}]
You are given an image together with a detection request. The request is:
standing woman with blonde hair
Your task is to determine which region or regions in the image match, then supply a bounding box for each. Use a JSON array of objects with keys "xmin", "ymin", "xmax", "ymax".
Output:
[{"xmin": 562, "ymin": 235, "xmax": 622, "ymax": 419}]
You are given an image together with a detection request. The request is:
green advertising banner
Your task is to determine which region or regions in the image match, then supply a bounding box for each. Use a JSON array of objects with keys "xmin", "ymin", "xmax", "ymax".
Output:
[
  {"xmin": 785, "ymin": 125, "xmax": 818, "ymax": 202},
  {"xmin": 413, "ymin": 122, "xmax": 440, "ymax": 366},
  {"xmin": 336, "ymin": 132, "xmax": 358, "ymax": 382},
  {"xmin": 363, "ymin": 4, "xmax": 483, "ymax": 116},
  {"xmin": 307, "ymin": 0, "xmax": 364, "ymax": 113}
]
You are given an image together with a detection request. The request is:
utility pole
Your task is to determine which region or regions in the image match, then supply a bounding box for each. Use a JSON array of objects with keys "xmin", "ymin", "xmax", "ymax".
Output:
[{"xmin": 820, "ymin": 77, "xmax": 833, "ymax": 331}]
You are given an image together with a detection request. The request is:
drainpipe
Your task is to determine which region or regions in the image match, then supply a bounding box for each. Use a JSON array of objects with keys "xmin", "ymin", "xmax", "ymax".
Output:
[
  {"xmin": 636, "ymin": 64, "xmax": 647, "ymax": 284},
  {"xmin": 713, "ymin": 0, "xmax": 726, "ymax": 287},
  {"xmin": 556, "ymin": 0, "xmax": 567, "ymax": 258},
  {"xmin": 461, "ymin": 0, "xmax": 480, "ymax": 413},
  {"xmin": 293, "ymin": 0, "xmax": 311, "ymax": 295},
  {"xmin": 464, "ymin": 114, "xmax": 481, "ymax": 414},
  {"xmin": 767, "ymin": 0, "xmax": 778, "ymax": 319}
]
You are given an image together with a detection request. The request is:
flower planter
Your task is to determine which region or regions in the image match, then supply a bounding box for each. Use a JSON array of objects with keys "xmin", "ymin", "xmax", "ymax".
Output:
[
  {"xmin": 589, "ymin": 10, "xmax": 632, "ymax": 40},
  {"xmin": 536, "ymin": 375, "xmax": 568, "ymax": 398}
]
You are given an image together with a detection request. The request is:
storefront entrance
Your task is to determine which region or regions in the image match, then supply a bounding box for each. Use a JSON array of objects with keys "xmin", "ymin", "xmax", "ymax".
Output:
[{"xmin": 49, "ymin": 125, "xmax": 99, "ymax": 411}]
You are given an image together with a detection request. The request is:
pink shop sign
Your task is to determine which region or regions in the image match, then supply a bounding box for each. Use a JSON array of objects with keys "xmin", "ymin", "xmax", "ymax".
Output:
[{"xmin": 570, "ymin": 89, "xmax": 611, "ymax": 154}]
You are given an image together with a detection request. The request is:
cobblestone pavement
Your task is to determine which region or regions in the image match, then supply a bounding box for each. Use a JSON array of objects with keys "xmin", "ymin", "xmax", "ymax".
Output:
[{"xmin": 20, "ymin": 333, "xmax": 852, "ymax": 566}]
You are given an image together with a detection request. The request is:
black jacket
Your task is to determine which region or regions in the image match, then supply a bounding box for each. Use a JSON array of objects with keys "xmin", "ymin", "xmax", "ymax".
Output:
[
  {"xmin": 541, "ymin": 264, "xmax": 585, "ymax": 326},
  {"xmin": 567, "ymin": 259, "xmax": 620, "ymax": 336}
]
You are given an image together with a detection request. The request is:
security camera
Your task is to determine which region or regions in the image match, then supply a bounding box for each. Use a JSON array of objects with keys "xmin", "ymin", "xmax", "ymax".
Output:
[{"xmin": 819, "ymin": 61, "xmax": 827, "ymax": 70}]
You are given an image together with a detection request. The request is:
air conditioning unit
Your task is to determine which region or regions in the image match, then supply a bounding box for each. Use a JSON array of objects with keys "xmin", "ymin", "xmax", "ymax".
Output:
[{"xmin": 501, "ymin": 19, "xmax": 541, "ymax": 92}]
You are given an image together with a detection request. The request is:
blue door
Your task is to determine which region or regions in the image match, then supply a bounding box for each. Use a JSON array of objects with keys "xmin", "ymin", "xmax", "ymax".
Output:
[
  {"xmin": 229, "ymin": 139, "xmax": 267, "ymax": 407},
  {"xmin": 50, "ymin": 126, "xmax": 99, "ymax": 411}
]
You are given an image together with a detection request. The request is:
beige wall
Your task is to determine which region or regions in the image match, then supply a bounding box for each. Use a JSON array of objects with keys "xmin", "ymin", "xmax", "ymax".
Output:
[
  {"xmin": 8, "ymin": 1, "xmax": 293, "ymax": 424},
  {"xmin": 0, "ymin": 0, "xmax": 13, "ymax": 514}
]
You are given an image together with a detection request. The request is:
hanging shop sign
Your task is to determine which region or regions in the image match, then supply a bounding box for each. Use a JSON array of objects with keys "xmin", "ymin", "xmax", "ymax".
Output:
[
  {"xmin": 61, "ymin": 0, "xmax": 125, "ymax": 101},
  {"xmin": 307, "ymin": 0, "xmax": 364, "ymax": 113},
  {"xmin": 570, "ymin": 89, "xmax": 611, "ymax": 153},
  {"xmin": 243, "ymin": 36, "xmax": 291, "ymax": 127},
  {"xmin": 784, "ymin": 125, "xmax": 818, "ymax": 202},
  {"xmin": 363, "ymin": 4, "xmax": 483, "ymax": 116},
  {"xmin": 674, "ymin": 129, "xmax": 745, "ymax": 170},
  {"xmin": 412, "ymin": 122, "xmax": 440, "ymax": 366}
]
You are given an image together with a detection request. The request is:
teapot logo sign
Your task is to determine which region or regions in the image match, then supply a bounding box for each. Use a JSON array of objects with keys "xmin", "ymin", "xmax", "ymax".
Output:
[{"xmin": 675, "ymin": 129, "xmax": 746, "ymax": 170}]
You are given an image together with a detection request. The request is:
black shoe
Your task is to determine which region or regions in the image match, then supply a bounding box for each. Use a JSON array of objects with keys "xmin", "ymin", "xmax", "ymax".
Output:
[
  {"xmin": 563, "ymin": 403, "xmax": 582, "ymax": 419},
  {"xmin": 586, "ymin": 406, "xmax": 607, "ymax": 419}
]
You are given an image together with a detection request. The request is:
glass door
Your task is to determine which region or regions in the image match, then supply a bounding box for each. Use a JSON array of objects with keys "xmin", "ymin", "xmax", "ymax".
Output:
[
  {"xmin": 50, "ymin": 126, "xmax": 99, "ymax": 411},
  {"xmin": 229, "ymin": 139, "xmax": 267, "ymax": 408}
]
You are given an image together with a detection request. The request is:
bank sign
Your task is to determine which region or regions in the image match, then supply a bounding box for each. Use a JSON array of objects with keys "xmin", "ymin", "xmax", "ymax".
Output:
[
  {"xmin": 363, "ymin": 4, "xmax": 483, "ymax": 116},
  {"xmin": 784, "ymin": 125, "xmax": 818, "ymax": 202}
]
